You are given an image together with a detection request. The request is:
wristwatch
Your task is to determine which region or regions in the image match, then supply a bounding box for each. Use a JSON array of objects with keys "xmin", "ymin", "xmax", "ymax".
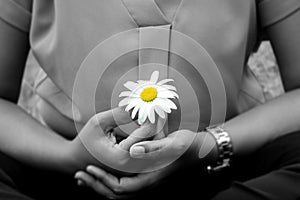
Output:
[{"xmin": 205, "ymin": 125, "xmax": 233, "ymax": 173}]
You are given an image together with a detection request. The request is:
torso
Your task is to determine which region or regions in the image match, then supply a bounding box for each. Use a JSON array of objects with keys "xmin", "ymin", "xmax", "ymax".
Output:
[{"xmin": 30, "ymin": 0, "xmax": 261, "ymax": 137}]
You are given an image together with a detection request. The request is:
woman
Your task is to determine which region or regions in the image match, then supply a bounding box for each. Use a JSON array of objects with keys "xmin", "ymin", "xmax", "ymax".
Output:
[{"xmin": 0, "ymin": 0, "xmax": 300, "ymax": 199}]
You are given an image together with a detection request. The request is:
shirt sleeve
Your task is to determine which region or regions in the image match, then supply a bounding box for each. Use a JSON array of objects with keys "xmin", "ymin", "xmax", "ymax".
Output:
[
  {"xmin": 258, "ymin": 0, "xmax": 300, "ymax": 28},
  {"xmin": 0, "ymin": 0, "xmax": 32, "ymax": 33}
]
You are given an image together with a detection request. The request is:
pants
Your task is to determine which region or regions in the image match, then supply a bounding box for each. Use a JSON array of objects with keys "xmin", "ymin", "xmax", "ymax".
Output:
[{"xmin": 1, "ymin": 131, "xmax": 300, "ymax": 200}]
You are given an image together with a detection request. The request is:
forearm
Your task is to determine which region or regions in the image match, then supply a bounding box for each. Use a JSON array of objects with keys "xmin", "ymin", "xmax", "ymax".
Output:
[
  {"xmin": 0, "ymin": 98, "xmax": 77, "ymax": 173},
  {"xmin": 223, "ymin": 88, "xmax": 300, "ymax": 156},
  {"xmin": 198, "ymin": 10, "xmax": 300, "ymax": 161}
]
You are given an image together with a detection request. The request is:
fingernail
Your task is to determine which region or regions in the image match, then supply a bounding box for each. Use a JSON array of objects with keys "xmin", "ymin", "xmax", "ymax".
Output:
[
  {"xmin": 86, "ymin": 165, "xmax": 96, "ymax": 173},
  {"xmin": 86, "ymin": 165, "xmax": 93, "ymax": 171},
  {"xmin": 130, "ymin": 146, "xmax": 145, "ymax": 157},
  {"xmin": 74, "ymin": 172, "xmax": 80, "ymax": 179},
  {"xmin": 77, "ymin": 180, "xmax": 85, "ymax": 186}
]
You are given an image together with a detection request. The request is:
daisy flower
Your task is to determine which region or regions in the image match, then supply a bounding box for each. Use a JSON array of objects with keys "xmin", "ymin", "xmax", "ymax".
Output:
[{"xmin": 118, "ymin": 71, "xmax": 179, "ymax": 124}]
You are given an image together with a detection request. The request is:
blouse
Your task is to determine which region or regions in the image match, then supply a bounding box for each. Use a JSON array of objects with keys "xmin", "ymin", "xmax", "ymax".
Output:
[{"xmin": 0, "ymin": 0, "xmax": 299, "ymax": 135}]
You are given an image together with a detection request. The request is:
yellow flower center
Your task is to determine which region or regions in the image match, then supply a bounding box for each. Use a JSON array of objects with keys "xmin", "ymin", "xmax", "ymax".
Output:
[{"xmin": 140, "ymin": 87, "xmax": 157, "ymax": 102}]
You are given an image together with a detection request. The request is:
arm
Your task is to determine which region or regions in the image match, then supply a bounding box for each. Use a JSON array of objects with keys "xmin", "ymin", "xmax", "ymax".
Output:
[
  {"xmin": 223, "ymin": 8, "xmax": 300, "ymax": 156},
  {"xmin": 75, "ymin": 6, "xmax": 300, "ymax": 198},
  {"xmin": 0, "ymin": 19, "xmax": 135, "ymax": 175},
  {"xmin": 103, "ymin": 7, "xmax": 300, "ymax": 163},
  {"xmin": 0, "ymin": 18, "xmax": 76, "ymax": 173}
]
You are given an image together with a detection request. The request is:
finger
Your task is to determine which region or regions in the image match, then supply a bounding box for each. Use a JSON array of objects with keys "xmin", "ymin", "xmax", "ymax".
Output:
[
  {"xmin": 129, "ymin": 138, "xmax": 169, "ymax": 159},
  {"xmin": 86, "ymin": 166, "xmax": 158, "ymax": 194},
  {"xmin": 119, "ymin": 122, "xmax": 156, "ymax": 150},
  {"xmin": 113, "ymin": 121, "xmax": 140, "ymax": 138},
  {"xmin": 87, "ymin": 167, "xmax": 157, "ymax": 194},
  {"xmin": 75, "ymin": 171, "xmax": 122, "ymax": 199},
  {"xmin": 153, "ymin": 130, "xmax": 165, "ymax": 140},
  {"xmin": 77, "ymin": 179, "xmax": 85, "ymax": 186},
  {"xmin": 154, "ymin": 117, "xmax": 167, "ymax": 139},
  {"xmin": 119, "ymin": 171, "xmax": 160, "ymax": 192},
  {"xmin": 86, "ymin": 166, "xmax": 125, "ymax": 194},
  {"xmin": 90, "ymin": 107, "xmax": 133, "ymax": 130},
  {"xmin": 107, "ymin": 131, "xmax": 117, "ymax": 144}
]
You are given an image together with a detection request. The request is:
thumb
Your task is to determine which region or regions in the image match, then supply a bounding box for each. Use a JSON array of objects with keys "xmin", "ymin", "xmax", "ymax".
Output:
[
  {"xmin": 129, "ymin": 138, "xmax": 169, "ymax": 159},
  {"xmin": 119, "ymin": 122, "xmax": 156, "ymax": 150}
]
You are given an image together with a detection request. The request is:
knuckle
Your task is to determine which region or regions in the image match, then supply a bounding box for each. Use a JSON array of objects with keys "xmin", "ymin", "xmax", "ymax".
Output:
[
  {"xmin": 90, "ymin": 180, "xmax": 97, "ymax": 188},
  {"xmin": 107, "ymin": 195, "xmax": 122, "ymax": 200},
  {"xmin": 116, "ymin": 157, "xmax": 129, "ymax": 166},
  {"xmin": 89, "ymin": 114, "xmax": 107, "ymax": 128},
  {"xmin": 174, "ymin": 140, "xmax": 188, "ymax": 153},
  {"xmin": 106, "ymin": 194, "xmax": 117, "ymax": 200},
  {"xmin": 88, "ymin": 115, "xmax": 100, "ymax": 127},
  {"xmin": 112, "ymin": 185, "xmax": 124, "ymax": 194}
]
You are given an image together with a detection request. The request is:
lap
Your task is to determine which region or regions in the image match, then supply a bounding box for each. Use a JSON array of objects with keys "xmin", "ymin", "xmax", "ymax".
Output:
[
  {"xmin": 1, "ymin": 131, "xmax": 300, "ymax": 200},
  {"xmin": 0, "ymin": 163, "xmax": 32, "ymax": 200},
  {"xmin": 212, "ymin": 131, "xmax": 300, "ymax": 200},
  {"xmin": 0, "ymin": 181, "xmax": 33, "ymax": 200},
  {"xmin": 213, "ymin": 164, "xmax": 300, "ymax": 200},
  {"xmin": 0, "ymin": 153, "xmax": 103, "ymax": 200},
  {"xmin": 138, "ymin": 131, "xmax": 300, "ymax": 200}
]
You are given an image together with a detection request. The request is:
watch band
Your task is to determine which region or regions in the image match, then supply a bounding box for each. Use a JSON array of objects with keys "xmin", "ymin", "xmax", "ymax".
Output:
[{"xmin": 205, "ymin": 125, "xmax": 233, "ymax": 173}]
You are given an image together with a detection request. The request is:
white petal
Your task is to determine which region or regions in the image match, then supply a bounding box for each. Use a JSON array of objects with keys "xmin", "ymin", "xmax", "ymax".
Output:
[
  {"xmin": 150, "ymin": 71, "xmax": 159, "ymax": 83},
  {"xmin": 141, "ymin": 109, "xmax": 148, "ymax": 124},
  {"xmin": 157, "ymin": 79, "xmax": 174, "ymax": 85},
  {"xmin": 118, "ymin": 97, "xmax": 130, "ymax": 107},
  {"xmin": 124, "ymin": 81, "xmax": 139, "ymax": 91},
  {"xmin": 138, "ymin": 118, "xmax": 143, "ymax": 125},
  {"xmin": 137, "ymin": 80, "xmax": 147, "ymax": 84},
  {"xmin": 157, "ymin": 90, "xmax": 179, "ymax": 99},
  {"xmin": 161, "ymin": 98, "xmax": 177, "ymax": 110},
  {"xmin": 155, "ymin": 100, "xmax": 171, "ymax": 113},
  {"xmin": 125, "ymin": 98, "xmax": 141, "ymax": 111},
  {"xmin": 171, "ymin": 91, "xmax": 179, "ymax": 98},
  {"xmin": 133, "ymin": 83, "xmax": 153, "ymax": 94},
  {"xmin": 147, "ymin": 105, "xmax": 156, "ymax": 123},
  {"xmin": 134, "ymin": 86, "xmax": 145, "ymax": 95},
  {"xmin": 161, "ymin": 84, "xmax": 177, "ymax": 91},
  {"xmin": 161, "ymin": 106, "xmax": 172, "ymax": 113},
  {"xmin": 119, "ymin": 91, "xmax": 132, "ymax": 97},
  {"xmin": 138, "ymin": 104, "xmax": 147, "ymax": 124},
  {"xmin": 154, "ymin": 105, "xmax": 166, "ymax": 119},
  {"xmin": 131, "ymin": 102, "xmax": 143, "ymax": 119}
]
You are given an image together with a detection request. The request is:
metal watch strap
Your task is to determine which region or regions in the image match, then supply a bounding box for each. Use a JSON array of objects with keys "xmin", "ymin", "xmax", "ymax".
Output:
[{"xmin": 206, "ymin": 125, "xmax": 233, "ymax": 173}]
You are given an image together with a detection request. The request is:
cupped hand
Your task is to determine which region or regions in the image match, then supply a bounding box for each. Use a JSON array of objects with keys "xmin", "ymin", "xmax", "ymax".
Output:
[
  {"xmin": 75, "ymin": 162, "xmax": 176, "ymax": 199},
  {"xmin": 75, "ymin": 129, "xmax": 212, "ymax": 199},
  {"xmin": 129, "ymin": 129, "xmax": 198, "ymax": 162},
  {"xmin": 70, "ymin": 107, "xmax": 158, "ymax": 174},
  {"xmin": 129, "ymin": 129, "xmax": 218, "ymax": 174},
  {"xmin": 71, "ymin": 106, "xmax": 171, "ymax": 198}
]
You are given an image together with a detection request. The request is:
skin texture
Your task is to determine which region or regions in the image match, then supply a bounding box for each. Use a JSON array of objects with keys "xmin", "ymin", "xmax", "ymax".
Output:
[
  {"xmin": 0, "ymin": 18, "xmax": 158, "ymax": 175},
  {"xmin": 74, "ymin": 6, "xmax": 300, "ymax": 199},
  {"xmin": 0, "ymin": 2, "xmax": 299, "ymax": 200}
]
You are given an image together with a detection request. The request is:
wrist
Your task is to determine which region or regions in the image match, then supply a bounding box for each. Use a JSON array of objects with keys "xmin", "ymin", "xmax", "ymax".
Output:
[
  {"xmin": 67, "ymin": 136, "xmax": 105, "ymax": 174},
  {"xmin": 65, "ymin": 137, "xmax": 89, "ymax": 174},
  {"xmin": 195, "ymin": 131, "xmax": 218, "ymax": 165},
  {"xmin": 61, "ymin": 139, "xmax": 81, "ymax": 174},
  {"xmin": 185, "ymin": 131, "xmax": 218, "ymax": 166},
  {"xmin": 205, "ymin": 125, "xmax": 234, "ymax": 173}
]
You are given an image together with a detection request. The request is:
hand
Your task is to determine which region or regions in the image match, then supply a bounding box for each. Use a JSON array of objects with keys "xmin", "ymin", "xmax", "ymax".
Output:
[
  {"xmin": 69, "ymin": 107, "xmax": 157, "ymax": 174},
  {"xmin": 72, "ymin": 116, "xmax": 172, "ymax": 199},
  {"xmin": 129, "ymin": 129, "xmax": 218, "ymax": 166},
  {"xmin": 75, "ymin": 163, "xmax": 176, "ymax": 199},
  {"xmin": 129, "ymin": 129, "xmax": 199, "ymax": 164},
  {"xmin": 72, "ymin": 111, "xmax": 165, "ymax": 198},
  {"xmin": 75, "ymin": 130, "xmax": 212, "ymax": 199}
]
